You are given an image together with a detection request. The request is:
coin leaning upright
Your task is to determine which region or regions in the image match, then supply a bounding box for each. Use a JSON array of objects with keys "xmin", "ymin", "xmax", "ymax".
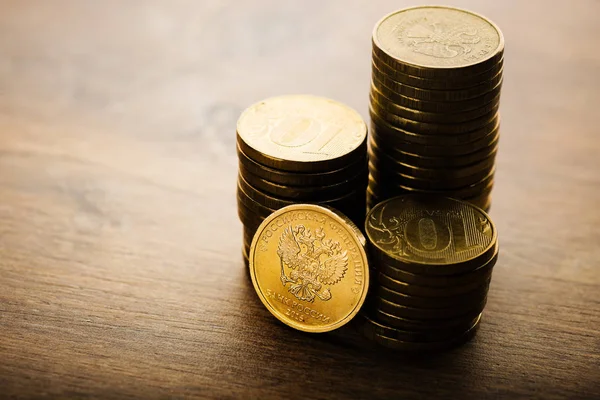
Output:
[{"xmin": 249, "ymin": 204, "xmax": 370, "ymax": 333}]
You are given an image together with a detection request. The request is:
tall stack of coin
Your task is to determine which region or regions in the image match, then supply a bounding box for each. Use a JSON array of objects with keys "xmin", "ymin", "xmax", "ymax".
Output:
[
  {"xmin": 236, "ymin": 95, "xmax": 368, "ymax": 264},
  {"xmin": 361, "ymin": 195, "xmax": 498, "ymax": 351},
  {"xmin": 368, "ymin": 6, "xmax": 504, "ymax": 211}
]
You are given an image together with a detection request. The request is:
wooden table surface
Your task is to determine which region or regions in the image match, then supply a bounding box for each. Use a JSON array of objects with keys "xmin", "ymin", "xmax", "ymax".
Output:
[{"xmin": 1, "ymin": 1, "xmax": 599, "ymax": 398}]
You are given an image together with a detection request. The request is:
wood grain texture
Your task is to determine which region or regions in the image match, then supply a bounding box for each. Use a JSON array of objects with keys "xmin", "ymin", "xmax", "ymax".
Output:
[{"xmin": 1, "ymin": 0, "xmax": 599, "ymax": 398}]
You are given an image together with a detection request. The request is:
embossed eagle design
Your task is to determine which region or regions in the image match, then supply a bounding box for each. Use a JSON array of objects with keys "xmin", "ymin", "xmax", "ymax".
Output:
[
  {"xmin": 367, "ymin": 205, "xmax": 407, "ymax": 257},
  {"xmin": 405, "ymin": 22, "xmax": 481, "ymax": 58},
  {"xmin": 277, "ymin": 225, "xmax": 348, "ymax": 302}
]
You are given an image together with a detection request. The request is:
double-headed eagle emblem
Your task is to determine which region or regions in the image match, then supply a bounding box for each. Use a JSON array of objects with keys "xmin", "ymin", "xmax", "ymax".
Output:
[
  {"xmin": 405, "ymin": 22, "xmax": 481, "ymax": 58},
  {"xmin": 277, "ymin": 225, "xmax": 348, "ymax": 302}
]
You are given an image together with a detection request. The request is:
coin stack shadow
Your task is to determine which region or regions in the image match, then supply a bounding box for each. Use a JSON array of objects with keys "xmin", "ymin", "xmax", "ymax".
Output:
[
  {"xmin": 236, "ymin": 97, "xmax": 369, "ymax": 265},
  {"xmin": 367, "ymin": 8, "xmax": 504, "ymax": 211},
  {"xmin": 360, "ymin": 195, "xmax": 498, "ymax": 351}
]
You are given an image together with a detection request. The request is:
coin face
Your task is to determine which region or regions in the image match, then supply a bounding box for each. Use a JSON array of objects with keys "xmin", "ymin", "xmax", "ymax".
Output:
[
  {"xmin": 237, "ymin": 95, "xmax": 367, "ymax": 167},
  {"xmin": 249, "ymin": 204, "xmax": 369, "ymax": 332},
  {"xmin": 366, "ymin": 195, "xmax": 497, "ymax": 270},
  {"xmin": 374, "ymin": 6, "xmax": 504, "ymax": 69}
]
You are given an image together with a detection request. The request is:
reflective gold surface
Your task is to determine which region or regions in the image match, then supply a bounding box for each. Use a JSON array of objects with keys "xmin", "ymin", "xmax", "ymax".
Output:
[
  {"xmin": 373, "ymin": 6, "xmax": 504, "ymax": 74},
  {"xmin": 368, "ymin": 6, "xmax": 504, "ymax": 211},
  {"xmin": 249, "ymin": 204, "xmax": 369, "ymax": 332},
  {"xmin": 237, "ymin": 95, "xmax": 367, "ymax": 172},
  {"xmin": 366, "ymin": 195, "xmax": 497, "ymax": 274}
]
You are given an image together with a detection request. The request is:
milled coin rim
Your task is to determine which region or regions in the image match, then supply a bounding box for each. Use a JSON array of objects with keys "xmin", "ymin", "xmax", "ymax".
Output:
[
  {"xmin": 372, "ymin": 5, "xmax": 505, "ymax": 71},
  {"xmin": 237, "ymin": 143, "xmax": 368, "ymax": 187},
  {"xmin": 249, "ymin": 204, "xmax": 370, "ymax": 333},
  {"xmin": 365, "ymin": 195, "xmax": 498, "ymax": 267},
  {"xmin": 371, "ymin": 51, "xmax": 505, "ymax": 90},
  {"xmin": 360, "ymin": 312, "xmax": 482, "ymax": 351},
  {"xmin": 371, "ymin": 61, "xmax": 505, "ymax": 102}
]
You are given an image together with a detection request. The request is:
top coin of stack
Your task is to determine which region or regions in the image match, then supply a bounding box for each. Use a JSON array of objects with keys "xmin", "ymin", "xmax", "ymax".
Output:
[
  {"xmin": 236, "ymin": 95, "xmax": 368, "ymax": 263},
  {"xmin": 360, "ymin": 194, "xmax": 499, "ymax": 351},
  {"xmin": 368, "ymin": 6, "xmax": 504, "ymax": 211}
]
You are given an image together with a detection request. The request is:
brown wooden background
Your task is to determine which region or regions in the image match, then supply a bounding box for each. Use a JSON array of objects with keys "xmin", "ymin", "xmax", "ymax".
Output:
[{"xmin": 1, "ymin": 0, "xmax": 599, "ymax": 398}]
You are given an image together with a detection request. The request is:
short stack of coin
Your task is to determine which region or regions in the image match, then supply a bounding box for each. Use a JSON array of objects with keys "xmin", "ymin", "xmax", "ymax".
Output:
[
  {"xmin": 360, "ymin": 195, "xmax": 498, "ymax": 351},
  {"xmin": 236, "ymin": 95, "xmax": 368, "ymax": 264},
  {"xmin": 368, "ymin": 6, "xmax": 504, "ymax": 211}
]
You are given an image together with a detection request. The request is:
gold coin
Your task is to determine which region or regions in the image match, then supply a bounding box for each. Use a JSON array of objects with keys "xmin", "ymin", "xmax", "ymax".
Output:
[
  {"xmin": 238, "ymin": 193, "xmax": 270, "ymax": 222},
  {"xmin": 378, "ymin": 252, "xmax": 497, "ymax": 288},
  {"xmin": 370, "ymin": 115, "xmax": 500, "ymax": 148},
  {"xmin": 367, "ymin": 156, "xmax": 497, "ymax": 185},
  {"xmin": 242, "ymin": 246, "xmax": 249, "ymax": 265},
  {"xmin": 370, "ymin": 103, "xmax": 500, "ymax": 137},
  {"xmin": 370, "ymin": 81, "xmax": 502, "ymax": 113},
  {"xmin": 249, "ymin": 204, "xmax": 370, "ymax": 332},
  {"xmin": 372, "ymin": 61, "xmax": 503, "ymax": 102},
  {"xmin": 237, "ymin": 202, "xmax": 266, "ymax": 237},
  {"xmin": 237, "ymin": 144, "xmax": 367, "ymax": 187},
  {"xmin": 366, "ymin": 195, "xmax": 498, "ymax": 275},
  {"xmin": 360, "ymin": 312, "xmax": 481, "ymax": 351},
  {"xmin": 369, "ymin": 127, "xmax": 499, "ymax": 158},
  {"xmin": 237, "ymin": 183, "xmax": 275, "ymax": 216},
  {"xmin": 376, "ymin": 271, "xmax": 492, "ymax": 298},
  {"xmin": 368, "ymin": 161, "xmax": 495, "ymax": 192},
  {"xmin": 370, "ymin": 101, "xmax": 499, "ymax": 136},
  {"xmin": 358, "ymin": 313, "xmax": 480, "ymax": 342},
  {"xmin": 371, "ymin": 51, "xmax": 504, "ymax": 89},
  {"xmin": 237, "ymin": 95, "xmax": 367, "ymax": 172},
  {"xmin": 375, "ymin": 281, "xmax": 489, "ymax": 309},
  {"xmin": 326, "ymin": 206, "xmax": 368, "ymax": 249},
  {"xmin": 369, "ymin": 85, "xmax": 501, "ymax": 124},
  {"xmin": 370, "ymin": 303, "xmax": 483, "ymax": 330},
  {"xmin": 369, "ymin": 166, "xmax": 495, "ymax": 192},
  {"xmin": 372, "ymin": 6, "xmax": 504, "ymax": 78},
  {"xmin": 368, "ymin": 135, "xmax": 498, "ymax": 169},
  {"xmin": 368, "ymin": 148, "xmax": 496, "ymax": 181},
  {"xmin": 466, "ymin": 191, "xmax": 492, "ymax": 211},
  {"xmin": 239, "ymin": 162, "xmax": 368, "ymax": 201},
  {"xmin": 243, "ymin": 226, "xmax": 256, "ymax": 248},
  {"xmin": 238, "ymin": 173, "xmax": 366, "ymax": 211},
  {"xmin": 367, "ymin": 173, "xmax": 495, "ymax": 201},
  {"xmin": 373, "ymin": 294, "xmax": 487, "ymax": 320}
]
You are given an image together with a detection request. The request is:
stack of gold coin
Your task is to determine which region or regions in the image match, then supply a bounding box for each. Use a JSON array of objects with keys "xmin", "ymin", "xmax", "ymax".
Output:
[
  {"xmin": 361, "ymin": 195, "xmax": 498, "ymax": 351},
  {"xmin": 236, "ymin": 95, "xmax": 368, "ymax": 264},
  {"xmin": 368, "ymin": 6, "xmax": 504, "ymax": 211}
]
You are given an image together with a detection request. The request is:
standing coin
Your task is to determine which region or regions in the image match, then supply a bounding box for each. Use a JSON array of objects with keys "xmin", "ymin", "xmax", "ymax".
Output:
[{"xmin": 249, "ymin": 204, "xmax": 370, "ymax": 332}]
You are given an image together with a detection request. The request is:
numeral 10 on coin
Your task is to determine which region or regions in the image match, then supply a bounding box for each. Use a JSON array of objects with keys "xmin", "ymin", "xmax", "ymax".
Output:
[
  {"xmin": 269, "ymin": 116, "xmax": 343, "ymax": 155},
  {"xmin": 405, "ymin": 216, "xmax": 480, "ymax": 254}
]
